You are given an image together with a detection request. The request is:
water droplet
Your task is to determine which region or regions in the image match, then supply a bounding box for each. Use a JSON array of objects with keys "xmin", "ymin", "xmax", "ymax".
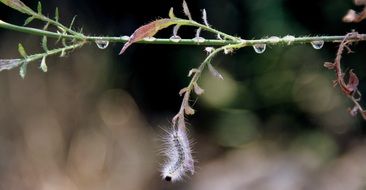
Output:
[
  {"xmin": 144, "ymin": 37, "xmax": 156, "ymax": 41},
  {"xmin": 282, "ymin": 35, "xmax": 295, "ymax": 45},
  {"xmin": 95, "ymin": 40, "xmax": 109, "ymax": 49},
  {"xmin": 121, "ymin": 35, "xmax": 130, "ymax": 40},
  {"xmin": 169, "ymin": 36, "xmax": 181, "ymax": 42},
  {"xmin": 192, "ymin": 37, "xmax": 205, "ymax": 43},
  {"xmin": 268, "ymin": 36, "xmax": 280, "ymax": 44},
  {"xmin": 310, "ymin": 40, "xmax": 324, "ymax": 49},
  {"xmin": 253, "ymin": 44, "xmax": 266, "ymax": 54}
]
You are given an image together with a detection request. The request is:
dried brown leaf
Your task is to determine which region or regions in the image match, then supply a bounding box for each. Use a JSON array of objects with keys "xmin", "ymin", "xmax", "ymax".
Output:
[
  {"xmin": 193, "ymin": 82, "xmax": 204, "ymax": 95},
  {"xmin": 343, "ymin": 9, "xmax": 358, "ymax": 22},
  {"xmin": 346, "ymin": 70, "xmax": 359, "ymax": 93},
  {"xmin": 179, "ymin": 87, "xmax": 188, "ymax": 96},
  {"xmin": 0, "ymin": 59, "xmax": 22, "ymax": 71},
  {"xmin": 349, "ymin": 105, "xmax": 359, "ymax": 117},
  {"xmin": 208, "ymin": 63, "xmax": 224, "ymax": 80},
  {"xmin": 202, "ymin": 9, "xmax": 209, "ymax": 26},
  {"xmin": 0, "ymin": 0, "xmax": 34, "ymax": 14},
  {"xmin": 323, "ymin": 62, "xmax": 336, "ymax": 69},
  {"xmin": 343, "ymin": 9, "xmax": 366, "ymax": 23},
  {"xmin": 182, "ymin": 0, "xmax": 192, "ymax": 20},
  {"xmin": 188, "ymin": 68, "xmax": 199, "ymax": 77},
  {"xmin": 184, "ymin": 105, "xmax": 195, "ymax": 115}
]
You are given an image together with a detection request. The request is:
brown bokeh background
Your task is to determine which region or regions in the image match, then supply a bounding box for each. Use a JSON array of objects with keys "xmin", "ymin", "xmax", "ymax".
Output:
[{"xmin": 0, "ymin": 0, "xmax": 366, "ymax": 189}]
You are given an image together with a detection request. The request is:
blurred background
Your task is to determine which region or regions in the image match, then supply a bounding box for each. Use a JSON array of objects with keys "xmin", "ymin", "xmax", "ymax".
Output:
[{"xmin": 0, "ymin": 0, "xmax": 366, "ymax": 189}]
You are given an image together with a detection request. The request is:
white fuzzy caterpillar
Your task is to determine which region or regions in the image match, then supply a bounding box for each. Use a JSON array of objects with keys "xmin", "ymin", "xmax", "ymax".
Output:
[{"xmin": 161, "ymin": 126, "xmax": 194, "ymax": 182}]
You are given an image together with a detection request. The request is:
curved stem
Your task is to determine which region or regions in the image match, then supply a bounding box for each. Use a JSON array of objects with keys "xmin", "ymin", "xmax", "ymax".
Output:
[{"xmin": 172, "ymin": 44, "xmax": 240, "ymax": 126}]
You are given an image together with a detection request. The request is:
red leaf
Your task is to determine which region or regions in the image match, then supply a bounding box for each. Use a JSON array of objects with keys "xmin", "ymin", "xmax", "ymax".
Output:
[
  {"xmin": 119, "ymin": 19, "xmax": 176, "ymax": 54},
  {"xmin": 346, "ymin": 70, "xmax": 359, "ymax": 93}
]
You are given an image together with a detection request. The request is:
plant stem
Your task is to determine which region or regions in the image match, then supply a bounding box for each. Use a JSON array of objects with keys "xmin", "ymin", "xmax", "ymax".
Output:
[
  {"xmin": 34, "ymin": 14, "xmax": 83, "ymax": 37},
  {"xmin": 24, "ymin": 41, "xmax": 85, "ymax": 63},
  {"xmin": 1, "ymin": 20, "xmax": 366, "ymax": 47},
  {"xmin": 173, "ymin": 44, "xmax": 237, "ymax": 126}
]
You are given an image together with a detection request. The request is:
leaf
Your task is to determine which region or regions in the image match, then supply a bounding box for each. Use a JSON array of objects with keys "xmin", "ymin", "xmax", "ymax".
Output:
[
  {"xmin": 173, "ymin": 24, "xmax": 180, "ymax": 37},
  {"xmin": 182, "ymin": 0, "xmax": 192, "ymax": 20},
  {"xmin": 179, "ymin": 87, "xmax": 188, "ymax": 96},
  {"xmin": 208, "ymin": 63, "xmax": 224, "ymax": 80},
  {"xmin": 188, "ymin": 68, "xmax": 199, "ymax": 77},
  {"xmin": 42, "ymin": 36, "xmax": 48, "ymax": 51},
  {"xmin": 0, "ymin": 0, "xmax": 34, "ymax": 15},
  {"xmin": 343, "ymin": 9, "xmax": 366, "ymax": 23},
  {"xmin": 348, "ymin": 105, "xmax": 359, "ymax": 117},
  {"xmin": 37, "ymin": 1, "xmax": 41, "ymax": 14},
  {"xmin": 18, "ymin": 43, "xmax": 27, "ymax": 58},
  {"xmin": 62, "ymin": 38, "xmax": 67, "ymax": 47},
  {"xmin": 23, "ymin": 16, "xmax": 34, "ymax": 26},
  {"xmin": 184, "ymin": 105, "xmax": 195, "ymax": 115},
  {"xmin": 346, "ymin": 70, "xmax": 359, "ymax": 93},
  {"xmin": 40, "ymin": 56, "xmax": 47, "ymax": 72},
  {"xmin": 0, "ymin": 59, "xmax": 22, "ymax": 71},
  {"xmin": 217, "ymin": 33, "xmax": 223, "ymax": 40},
  {"xmin": 19, "ymin": 62, "xmax": 28, "ymax": 79},
  {"xmin": 43, "ymin": 22, "xmax": 49, "ymax": 30},
  {"xmin": 343, "ymin": 10, "xmax": 357, "ymax": 22},
  {"xmin": 195, "ymin": 27, "xmax": 202, "ymax": 39},
  {"xmin": 202, "ymin": 9, "xmax": 209, "ymax": 26},
  {"xmin": 69, "ymin": 15, "xmax": 77, "ymax": 29},
  {"xmin": 169, "ymin": 7, "xmax": 176, "ymax": 19},
  {"xmin": 119, "ymin": 19, "xmax": 176, "ymax": 54},
  {"xmin": 193, "ymin": 82, "xmax": 204, "ymax": 95},
  {"xmin": 60, "ymin": 49, "xmax": 66, "ymax": 57},
  {"xmin": 323, "ymin": 62, "xmax": 335, "ymax": 69},
  {"xmin": 55, "ymin": 7, "xmax": 59, "ymax": 22}
]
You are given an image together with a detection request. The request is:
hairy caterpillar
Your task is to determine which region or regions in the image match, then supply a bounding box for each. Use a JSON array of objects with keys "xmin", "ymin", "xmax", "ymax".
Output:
[{"xmin": 161, "ymin": 126, "xmax": 194, "ymax": 182}]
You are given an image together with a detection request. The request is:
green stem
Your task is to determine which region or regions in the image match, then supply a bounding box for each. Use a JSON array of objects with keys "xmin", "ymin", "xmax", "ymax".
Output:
[
  {"xmin": 173, "ymin": 44, "xmax": 236, "ymax": 124},
  {"xmin": 34, "ymin": 14, "xmax": 83, "ymax": 37},
  {"xmin": 174, "ymin": 18, "xmax": 239, "ymax": 41},
  {"xmin": 1, "ymin": 20, "xmax": 366, "ymax": 46},
  {"xmin": 0, "ymin": 19, "xmax": 82, "ymax": 39},
  {"xmin": 24, "ymin": 41, "xmax": 85, "ymax": 63}
]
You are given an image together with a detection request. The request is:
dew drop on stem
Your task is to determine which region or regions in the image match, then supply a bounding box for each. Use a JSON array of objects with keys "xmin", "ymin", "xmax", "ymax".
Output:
[
  {"xmin": 169, "ymin": 36, "xmax": 181, "ymax": 42},
  {"xmin": 253, "ymin": 44, "xmax": 266, "ymax": 54},
  {"xmin": 282, "ymin": 35, "xmax": 295, "ymax": 45},
  {"xmin": 144, "ymin": 37, "xmax": 156, "ymax": 42},
  {"xmin": 192, "ymin": 37, "xmax": 205, "ymax": 43},
  {"xmin": 268, "ymin": 36, "xmax": 280, "ymax": 44},
  {"xmin": 95, "ymin": 40, "xmax": 109, "ymax": 49},
  {"xmin": 121, "ymin": 35, "xmax": 130, "ymax": 40},
  {"xmin": 310, "ymin": 40, "xmax": 324, "ymax": 49}
]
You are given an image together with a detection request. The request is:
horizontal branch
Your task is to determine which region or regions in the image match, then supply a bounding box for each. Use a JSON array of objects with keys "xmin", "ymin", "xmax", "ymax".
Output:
[{"xmin": 1, "ymin": 19, "xmax": 366, "ymax": 47}]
